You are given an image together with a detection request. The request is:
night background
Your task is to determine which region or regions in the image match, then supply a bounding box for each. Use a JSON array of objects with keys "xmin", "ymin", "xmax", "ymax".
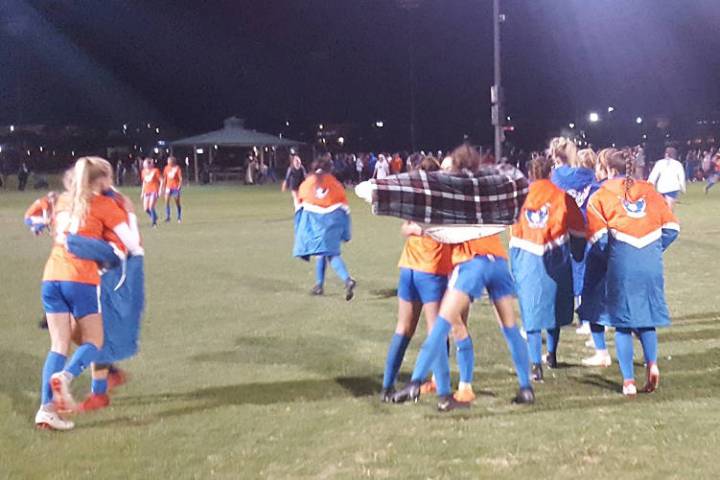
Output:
[{"xmin": 2, "ymin": 0, "xmax": 720, "ymax": 150}]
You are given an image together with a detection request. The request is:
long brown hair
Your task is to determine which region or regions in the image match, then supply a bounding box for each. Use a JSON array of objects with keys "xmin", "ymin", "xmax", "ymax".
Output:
[
  {"xmin": 529, "ymin": 155, "xmax": 553, "ymax": 181},
  {"xmin": 606, "ymin": 150, "xmax": 634, "ymax": 198}
]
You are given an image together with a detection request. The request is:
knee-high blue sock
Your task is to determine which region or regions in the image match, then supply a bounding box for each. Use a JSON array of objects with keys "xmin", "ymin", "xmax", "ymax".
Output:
[
  {"xmin": 432, "ymin": 351, "xmax": 452, "ymax": 396},
  {"xmin": 590, "ymin": 323, "xmax": 606, "ymax": 350},
  {"xmin": 40, "ymin": 351, "xmax": 67, "ymax": 405},
  {"xmin": 615, "ymin": 328, "xmax": 635, "ymax": 381},
  {"xmin": 151, "ymin": 208, "xmax": 157, "ymax": 225},
  {"xmin": 637, "ymin": 327, "xmax": 658, "ymax": 364},
  {"xmin": 382, "ymin": 334, "xmax": 411, "ymax": 389},
  {"xmin": 315, "ymin": 256, "xmax": 327, "ymax": 287},
  {"xmin": 410, "ymin": 316, "xmax": 452, "ymax": 384},
  {"xmin": 547, "ymin": 328, "xmax": 560, "ymax": 354},
  {"xmin": 456, "ymin": 336, "xmax": 475, "ymax": 384},
  {"xmin": 177, "ymin": 204, "xmax": 182, "ymax": 220},
  {"xmin": 64, "ymin": 343, "xmax": 99, "ymax": 378},
  {"xmin": 527, "ymin": 330, "xmax": 542, "ymax": 364},
  {"xmin": 165, "ymin": 204, "xmax": 171, "ymax": 220},
  {"xmin": 328, "ymin": 256, "xmax": 350, "ymax": 283},
  {"xmin": 501, "ymin": 325, "xmax": 531, "ymax": 389},
  {"xmin": 92, "ymin": 378, "xmax": 108, "ymax": 395}
]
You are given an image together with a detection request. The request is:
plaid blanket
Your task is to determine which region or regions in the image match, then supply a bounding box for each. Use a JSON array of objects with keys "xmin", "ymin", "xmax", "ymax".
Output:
[{"xmin": 370, "ymin": 165, "xmax": 529, "ymax": 225}]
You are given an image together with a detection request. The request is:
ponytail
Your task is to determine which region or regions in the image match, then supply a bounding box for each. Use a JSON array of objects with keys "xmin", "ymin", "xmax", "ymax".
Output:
[
  {"xmin": 606, "ymin": 150, "xmax": 634, "ymax": 199},
  {"xmin": 68, "ymin": 156, "xmax": 113, "ymax": 227},
  {"xmin": 624, "ymin": 151, "xmax": 635, "ymax": 198}
]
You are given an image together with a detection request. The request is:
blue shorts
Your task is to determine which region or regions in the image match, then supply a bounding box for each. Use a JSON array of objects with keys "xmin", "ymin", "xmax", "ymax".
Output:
[
  {"xmin": 397, "ymin": 268, "xmax": 448, "ymax": 304},
  {"xmin": 663, "ymin": 191, "xmax": 680, "ymax": 199},
  {"xmin": 42, "ymin": 281, "xmax": 100, "ymax": 319},
  {"xmin": 166, "ymin": 188, "xmax": 181, "ymax": 197},
  {"xmin": 449, "ymin": 255, "xmax": 515, "ymax": 302}
]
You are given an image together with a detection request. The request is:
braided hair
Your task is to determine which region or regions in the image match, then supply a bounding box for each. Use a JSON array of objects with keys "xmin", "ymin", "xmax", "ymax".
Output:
[{"xmin": 606, "ymin": 150, "xmax": 634, "ymax": 198}]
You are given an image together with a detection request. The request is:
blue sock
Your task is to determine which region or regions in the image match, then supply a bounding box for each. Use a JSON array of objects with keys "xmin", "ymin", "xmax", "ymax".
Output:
[
  {"xmin": 382, "ymin": 334, "xmax": 411, "ymax": 389},
  {"xmin": 145, "ymin": 208, "xmax": 152, "ymax": 220},
  {"xmin": 91, "ymin": 378, "xmax": 108, "ymax": 395},
  {"xmin": 590, "ymin": 323, "xmax": 606, "ymax": 349},
  {"xmin": 40, "ymin": 351, "xmax": 67, "ymax": 405},
  {"xmin": 177, "ymin": 204, "xmax": 182, "ymax": 220},
  {"xmin": 65, "ymin": 343, "xmax": 99, "ymax": 378},
  {"xmin": 315, "ymin": 256, "xmax": 327, "ymax": 287},
  {"xmin": 637, "ymin": 327, "xmax": 658, "ymax": 364},
  {"xmin": 410, "ymin": 316, "xmax": 452, "ymax": 383},
  {"xmin": 547, "ymin": 328, "xmax": 560, "ymax": 354},
  {"xmin": 526, "ymin": 330, "xmax": 542, "ymax": 364},
  {"xmin": 151, "ymin": 208, "xmax": 157, "ymax": 225},
  {"xmin": 432, "ymin": 351, "xmax": 452, "ymax": 396},
  {"xmin": 501, "ymin": 325, "xmax": 531, "ymax": 389},
  {"xmin": 328, "ymin": 256, "xmax": 350, "ymax": 283},
  {"xmin": 456, "ymin": 336, "xmax": 474, "ymax": 384},
  {"xmin": 615, "ymin": 328, "xmax": 635, "ymax": 381},
  {"xmin": 165, "ymin": 204, "xmax": 171, "ymax": 220}
]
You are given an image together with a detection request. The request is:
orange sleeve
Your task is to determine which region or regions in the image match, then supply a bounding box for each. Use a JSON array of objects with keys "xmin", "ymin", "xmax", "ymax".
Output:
[
  {"xmin": 585, "ymin": 193, "xmax": 607, "ymax": 242},
  {"xmin": 96, "ymin": 197, "xmax": 128, "ymax": 230},
  {"xmin": 24, "ymin": 199, "xmax": 43, "ymax": 219}
]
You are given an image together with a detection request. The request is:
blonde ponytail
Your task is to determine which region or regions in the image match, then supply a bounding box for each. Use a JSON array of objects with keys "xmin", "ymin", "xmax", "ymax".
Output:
[
  {"xmin": 549, "ymin": 137, "xmax": 578, "ymax": 167},
  {"xmin": 68, "ymin": 157, "xmax": 113, "ymax": 227}
]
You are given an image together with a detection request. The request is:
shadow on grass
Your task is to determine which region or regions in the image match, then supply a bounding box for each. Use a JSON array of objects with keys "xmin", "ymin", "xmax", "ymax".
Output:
[{"xmin": 369, "ymin": 288, "xmax": 398, "ymax": 299}]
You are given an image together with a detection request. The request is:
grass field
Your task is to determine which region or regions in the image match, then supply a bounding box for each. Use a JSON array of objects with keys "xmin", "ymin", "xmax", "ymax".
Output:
[{"xmin": 1, "ymin": 180, "xmax": 719, "ymax": 480}]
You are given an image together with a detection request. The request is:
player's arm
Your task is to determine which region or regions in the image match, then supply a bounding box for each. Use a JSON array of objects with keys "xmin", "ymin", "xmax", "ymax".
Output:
[{"xmin": 400, "ymin": 221, "xmax": 423, "ymax": 237}]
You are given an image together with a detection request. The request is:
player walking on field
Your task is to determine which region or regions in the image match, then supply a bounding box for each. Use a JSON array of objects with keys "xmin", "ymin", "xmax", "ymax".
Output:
[
  {"xmin": 161, "ymin": 156, "xmax": 183, "ymax": 223},
  {"xmin": 141, "ymin": 158, "xmax": 162, "ymax": 227}
]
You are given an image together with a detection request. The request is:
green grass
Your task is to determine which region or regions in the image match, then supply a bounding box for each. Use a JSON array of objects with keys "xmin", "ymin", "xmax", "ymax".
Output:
[{"xmin": 1, "ymin": 182, "xmax": 719, "ymax": 480}]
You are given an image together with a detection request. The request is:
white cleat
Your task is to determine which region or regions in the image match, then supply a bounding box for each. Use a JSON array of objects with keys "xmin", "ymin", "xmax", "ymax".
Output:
[
  {"xmin": 50, "ymin": 372, "xmax": 77, "ymax": 413},
  {"xmin": 576, "ymin": 323, "xmax": 591, "ymax": 335},
  {"xmin": 582, "ymin": 351, "xmax": 612, "ymax": 367},
  {"xmin": 35, "ymin": 407, "xmax": 74, "ymax": 431},
  {"xmin": 622, "ymin": 380, "xmax": 637, "ymax": 398}
]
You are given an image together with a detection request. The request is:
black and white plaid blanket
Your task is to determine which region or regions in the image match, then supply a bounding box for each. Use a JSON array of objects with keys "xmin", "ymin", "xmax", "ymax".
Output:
[{"xmin": 371, "ymin": 166, "xmax": 529, "ymax": 225}]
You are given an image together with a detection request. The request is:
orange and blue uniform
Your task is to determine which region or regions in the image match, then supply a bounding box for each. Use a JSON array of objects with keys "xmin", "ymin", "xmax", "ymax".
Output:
[
  {"xmin": 163, "ymin": 165, "xmax": 183, "ymax": 196},
  {"xmin": 510, "ymin": 179, "xmax": 586, "ymax": 366},
  {"xmin": 397, "ymin": 234, "xmax": 453, "ymax": 304},
  {"xmin": 448, "ymin": 233, "xmax": 514, "ymax": 302},
  {"xmin": 141, "ymin": 167, "xmax": 161, "ymax": 198},
  {"xmin": 24, "ymin": 195, "xmax": 55, "ymax": 234}
]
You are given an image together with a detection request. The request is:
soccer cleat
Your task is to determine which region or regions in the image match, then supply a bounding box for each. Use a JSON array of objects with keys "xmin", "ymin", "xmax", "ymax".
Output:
[
  {"xmin": 543, "ymin": 352, "xmax": 558, "ymax": 369},
  {"xmin": 164, "ymin": 217, "xmax": 171, "ymax": 223},
  {"xmin": 642, "ymin": 363, "xmax": 660, "ymax": 393},
  {"xmin": 380, "ymin": 388, "xmax": 394, "ymax": 403},
  {"xmin": 437, "ymin": 395, "xmax": 471, "ymax": 412},
  {"xmin": 50, "ymin": 372, "xmax": 77, "ymax": 413},
  {"xmin": 512, "ymin": 387, "xmax": 535, "ymax": 405},
  {"xmin": 345, "ymin": 278, "xmax": 357, "ymax": 301},
  {"xmin": 576, "ymin": 322, "xmax": 591, "ymax": 335},
  {"xmin": 35, "ymin": 407, "xmax": 74, "ymax": 431},
  {"xmin": 531, "ymin": 363, "xmax": 544, "ymax": 383},
  {"xmin": 108, "ymin": 368, "xmax": 129, "ymax": 391},
  {"xmin": 177, "ymin": 219, "xmax": 182, "ymax": 224},
  {"xmin": 391, "ymin": 381, "xmax": 421, "ymax": 404},
  {"xmin": 419, "ymin": 379, "xmax": 437, "ymax": 394},
  {"xmin": 310, "ymin": 285, "xmax": 324, "ymax": 296},
  {"xmin": 453, "ymin": 384, "xmax": 476, "ymax": 403},
  {"xmin": 78, "ymin": 394, "xmax": 110, "ymax": 412},
  {"xmin": 582, "ymin": 351, "xmax": 612, "ymax": 368},
  {"xmin": 622, "ymin": 380, "xmax": 637, "ymax": 398}
]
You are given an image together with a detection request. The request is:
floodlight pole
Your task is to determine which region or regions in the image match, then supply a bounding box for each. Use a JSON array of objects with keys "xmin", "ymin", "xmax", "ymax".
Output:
[{"xmin": 492, "ymin": 0, "xmax": 504, "ymax": 162}]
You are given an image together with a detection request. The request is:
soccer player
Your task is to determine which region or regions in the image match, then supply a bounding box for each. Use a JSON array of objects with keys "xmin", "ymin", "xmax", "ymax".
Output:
[
  {"xmin": 282, "ymin": 155, "xmax": 307, "ymax": 209},
  {"xmin": 704, "ymin": 153, "xmax": 720, "ymax": 194},
  {"xmin": 648, "ymin": 147, "xmax": 686, "ymax": 211},
  {"xmin": 510, "ymin": 155, "xmax": 585, "ymax": 382},
  {"xmin": 36, "ymin": 157, "xmax": 143, "ymax": 430},
  {"xmin": 141, "ymin": 158, "xmax": 161, "ymax": 227},
  {"xmin": 380, "ymin": 156, "xmax": 454, "ymax": 401},
  {"xmin": 24, "ymin": 191, "xmax": 58, "ymax": 235},
  {"xmin": 293, "ymin": 156, "xmax": 356, "ymax": 300},
  {"xmin": 585, "ymin": 151, "xmax": 679, "ymax": 397},
  {"xmin": 161, "ymin": 156, "xmax": 183, "ymax": 223}
]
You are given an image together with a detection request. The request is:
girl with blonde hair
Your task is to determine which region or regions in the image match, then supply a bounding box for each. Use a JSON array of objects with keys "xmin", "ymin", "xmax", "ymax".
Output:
[{"xmin": 36, "ymin": 157, "xmax": 143, "ymax": 430}]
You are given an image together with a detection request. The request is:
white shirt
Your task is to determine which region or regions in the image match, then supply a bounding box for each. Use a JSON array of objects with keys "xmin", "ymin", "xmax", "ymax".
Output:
[
  {"xmin": 374, "ymin": 160, "xmax": 390, "ymax": 179},
  {"xmin": 648, "ymin": 157, "xmax": 686, "ymax": 194}
]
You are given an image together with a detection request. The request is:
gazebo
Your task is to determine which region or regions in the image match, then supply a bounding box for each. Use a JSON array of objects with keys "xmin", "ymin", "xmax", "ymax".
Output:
[{"xmin": 170, "ymin": 117, "xmax": 303, "ymax": 182}]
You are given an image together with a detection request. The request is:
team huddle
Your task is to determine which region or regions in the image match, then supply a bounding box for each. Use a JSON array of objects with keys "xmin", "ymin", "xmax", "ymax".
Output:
[{"xmin": 24, "ymin": 139, "xmax": 678, "ymax": 430}]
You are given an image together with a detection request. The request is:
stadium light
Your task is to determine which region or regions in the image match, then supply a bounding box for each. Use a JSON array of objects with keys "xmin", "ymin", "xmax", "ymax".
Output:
[
  {"xmin": 375, "ymin": 120, "xmax": 384, "ymax": 128},
  {"xmin": 569, "ymin": 122, "xmax": 575, "ymax": 129},
  {"xmin": 153, "ymin": 147, "xmax": 160, "ymax": 154},
  {"xmin": 196, "ymin": 148, "xmax": 204, "ymax": 154},
  {"xmin": 588, "ymin": 112, "xmax": 600, "ymax": 123},
  {"xmin": 9, "ymin": 125, "xmax": 15, "ymax": 132},
  {"xmin": 636, "ymin": 116, "xmax": 643, "ymax": 124},
  {"xmin": 607, "ymin": 106, "xmax": 615, "ymax": 113},
  {"xmin": 337, "ymin": 136, "xmax": 345, "ymax": 145}
]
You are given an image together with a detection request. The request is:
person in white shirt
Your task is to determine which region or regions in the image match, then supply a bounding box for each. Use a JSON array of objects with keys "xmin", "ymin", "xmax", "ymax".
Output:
[
  {"xmin": 373, "ymin": 154, "xmax": 390, "ymax": 179},
  {"xmin": 648, "ymin": 147, "xmax": 686, "ymax": 210}
]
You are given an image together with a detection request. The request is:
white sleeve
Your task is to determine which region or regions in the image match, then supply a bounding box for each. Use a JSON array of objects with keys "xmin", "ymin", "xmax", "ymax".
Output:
[
  {"xmin": 113, "ymin": 220, "xmax": 144, "ymax": 256},
  {"xmin": 647, "ymin": 162, "xmax": 660, "ymax": 187},
  {"xmin": 677, "ymin": 162, "xmax": 686, "ymax": 192}
]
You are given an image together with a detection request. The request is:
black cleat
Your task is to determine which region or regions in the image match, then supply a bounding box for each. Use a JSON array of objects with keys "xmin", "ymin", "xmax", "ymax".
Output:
[
  {"xmin": 544, "ymin": 351, "xmax": 558, "ymax": 369},
  {"xmin": 38, "ymin": 315, "xmax": 49, "ymax": 330},
  {"xmin": 310, "ymin": 285, "xmax": 324, "ymax": 296},
  {"xmin": 437, "ymin": 395, "xmax": 471, "ymax": 412},
  {"xmin": 391, "ymin": 381, "xmax": 421, "ymax": 404},
  {"xmin": 344, "ymin": 278, "xmax": 357, "ymax": 301},
  {"xmin": 380, "ymin": 387, "xmax": 394, "ymax": 403},
  {"xmin": 531, "ymin": 363, "xmax": 544, "ymax": 383},
  {"xmin": 512, "ymin": 387, "xmax": 535, "ymax": 405}
]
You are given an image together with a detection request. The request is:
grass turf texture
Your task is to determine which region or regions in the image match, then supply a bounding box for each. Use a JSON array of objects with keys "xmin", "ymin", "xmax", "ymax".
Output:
[{"xmin": 1, "ymin": 181, "xmax": 719, "ymax": 480}]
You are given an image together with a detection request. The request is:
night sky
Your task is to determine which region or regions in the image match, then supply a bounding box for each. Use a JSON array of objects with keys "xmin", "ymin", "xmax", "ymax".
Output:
[{"xmin": 2, "ymin": 0, "xmax": 720, "ymax": 148}]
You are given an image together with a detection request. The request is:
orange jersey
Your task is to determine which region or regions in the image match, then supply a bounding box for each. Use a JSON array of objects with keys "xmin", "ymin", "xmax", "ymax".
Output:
[
  {"xmin": 25, "ymin": 196, "xmax": 53, "ymax": 222},
  {"xmin": 298, "ymin": 174, "xmax": 348, "ymax": 208},
  {"xmin": 451, "ymin": 234, "xmax": 508, "ymax": 266},
  {"xmin": 398, "ymin": 234, "xmax": 454, "ymax": 275},
  {"xmin": 42, "ymin": 194, "xmax": 128, "ymax": 285},
  {"xmin": 163, "ymin": 165, "xmax": 183, "ymax": 190},
  {"xmin": 142, "ymin": 167, "xmax": 162, "ymax": 194}
]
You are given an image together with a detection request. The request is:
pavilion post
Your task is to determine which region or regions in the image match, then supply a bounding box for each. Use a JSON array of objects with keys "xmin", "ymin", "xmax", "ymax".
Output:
[{"xmin": 193, "ymin": 145, "xmax": 199, "ymax": 184}]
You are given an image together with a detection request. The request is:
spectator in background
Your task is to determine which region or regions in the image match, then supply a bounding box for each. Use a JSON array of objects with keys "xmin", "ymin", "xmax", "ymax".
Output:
[
  {"xmin": 355, "ymin": 154, "xmax": 364, "ymax": 183},
  {"xmin": 373, "ymin": 154, "xmax": 390, "ymax": 179},
  {"xmin": 18, "ymin": 161, "xmax": 30, "ymax": 191},
  {"xmin": 684, "ymin": 149, "xmax": 697, "ymax": 182},
  {"xmin": 390, "ymin": 153, "xmax": 403, "ymax": 174},
  {"xmin": 648, "ymin": 147, "xmax": 686, "ymax": 211},
  {"xmin": 282, "ymin": 155, "xmax": 307, "ymax": 209},
  {"xmin": 635, "ymin": 146, "xmax": 646, "ymax": 179}
]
